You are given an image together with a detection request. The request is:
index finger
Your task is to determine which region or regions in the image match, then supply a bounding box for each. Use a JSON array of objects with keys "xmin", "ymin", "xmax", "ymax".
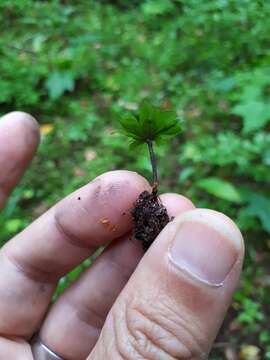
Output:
[
  {"xmin": 0, "ymin": 171, "xmax": 150, "ymax": 338},
  {"xmin": 0, "ymin": 112, "xmax": 40, "ymax": 209}
]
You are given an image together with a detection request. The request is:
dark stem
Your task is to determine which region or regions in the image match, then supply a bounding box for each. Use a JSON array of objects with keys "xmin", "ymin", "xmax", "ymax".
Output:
[{"xmin": 146, "ymin": 139, "xmax": 158, "ymax": 193}]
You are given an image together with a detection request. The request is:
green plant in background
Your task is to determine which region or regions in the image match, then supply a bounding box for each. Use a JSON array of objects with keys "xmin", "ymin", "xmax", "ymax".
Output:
[
  {"xmin": 119, "ymin": 102, "xmax": 182, "ymax": 250},
  {"xmin": 119, "ymin": 102, "xmax": 182, "ymax": 190}
]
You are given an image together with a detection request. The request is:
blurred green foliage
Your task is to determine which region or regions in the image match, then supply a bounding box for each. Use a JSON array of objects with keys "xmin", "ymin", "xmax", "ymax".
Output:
[{"xmin": 0, "ymin": 0, "xmax": 269, "ymax": 358}]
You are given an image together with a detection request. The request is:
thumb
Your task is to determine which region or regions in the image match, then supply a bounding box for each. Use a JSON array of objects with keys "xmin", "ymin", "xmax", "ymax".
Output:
[{"xmin": 88, "ymin": 209, "xmax": 244, "ymax": 360}]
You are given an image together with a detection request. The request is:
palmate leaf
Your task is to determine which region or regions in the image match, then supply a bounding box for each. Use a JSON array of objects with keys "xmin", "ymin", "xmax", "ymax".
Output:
[
  {"xmin": 119, "ymin": 114, "xmax": 144, "ymax": 140},
  {"xmin": 119, "ymin": 102, "xmax": 182, "ymax": 144}
]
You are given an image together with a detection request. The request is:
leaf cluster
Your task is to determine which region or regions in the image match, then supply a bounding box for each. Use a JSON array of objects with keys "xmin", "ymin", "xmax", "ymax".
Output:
[{"xmin": 119, "ymin": 102, "xmax": 182, "ymax": 147}]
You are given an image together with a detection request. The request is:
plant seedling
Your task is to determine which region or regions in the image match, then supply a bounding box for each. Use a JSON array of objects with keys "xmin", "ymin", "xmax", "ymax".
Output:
[{"xmin": 119, "ymin": 102, "xmax": 182, "ymax": 250}]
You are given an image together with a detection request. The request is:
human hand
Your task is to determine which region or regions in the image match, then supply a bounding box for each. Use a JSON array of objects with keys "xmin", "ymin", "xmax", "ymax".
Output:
[{"xmin": 0, "ymin": 112, "xmax": 244, "ymax": 360}]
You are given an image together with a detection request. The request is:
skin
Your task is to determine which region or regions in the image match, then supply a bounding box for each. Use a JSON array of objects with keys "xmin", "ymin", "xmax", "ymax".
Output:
[{"xmin": 0, "ymin": 112, "xmax": 245, "ymax": 360}]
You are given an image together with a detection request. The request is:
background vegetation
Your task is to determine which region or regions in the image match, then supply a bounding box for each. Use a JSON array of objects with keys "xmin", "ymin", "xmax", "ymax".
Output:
[{"xmin": 0, "ymin": 1, "xmax": 269, "ymax": 358}]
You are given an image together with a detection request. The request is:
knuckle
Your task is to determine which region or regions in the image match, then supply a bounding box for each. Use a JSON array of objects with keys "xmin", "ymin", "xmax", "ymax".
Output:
[{"xmin": 112, "ymin": 295, "xmax": 207, "ymax": 360}]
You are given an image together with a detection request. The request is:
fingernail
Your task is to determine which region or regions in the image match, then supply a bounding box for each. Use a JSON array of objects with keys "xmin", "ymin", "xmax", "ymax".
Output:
[{"xmin": 169, "ymin": 214, "xmax": 242, "ymax": 286}]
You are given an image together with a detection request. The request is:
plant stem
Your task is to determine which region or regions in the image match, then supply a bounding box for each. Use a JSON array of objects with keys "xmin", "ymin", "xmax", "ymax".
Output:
[{"xmin": 146, "ymin": 139, "xmax": 158, "ymax": 192}]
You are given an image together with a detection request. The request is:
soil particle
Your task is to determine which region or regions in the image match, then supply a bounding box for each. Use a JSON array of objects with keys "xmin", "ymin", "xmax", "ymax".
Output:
[
  {"xmin": 100, "ymin": 218, "xmax": 110, "ymax": 225},
  {"xmin": 131, "ymin": 190, "xmax": 170, "ymax": 251},
  {"xmin": 100, "ymin": 218, "xmax": 117, "ymax": 232}
]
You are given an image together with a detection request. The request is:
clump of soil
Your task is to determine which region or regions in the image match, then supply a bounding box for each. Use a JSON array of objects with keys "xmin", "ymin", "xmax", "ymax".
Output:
[{"xmin": 131, "ymin": 190, "xmax": 170, "ymax": 250}]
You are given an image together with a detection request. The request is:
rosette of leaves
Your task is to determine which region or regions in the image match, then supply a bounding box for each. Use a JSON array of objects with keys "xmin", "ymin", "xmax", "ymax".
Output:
[{"xmin": 119, "ymin": 102, "xmax": 182, "ymax": 191}]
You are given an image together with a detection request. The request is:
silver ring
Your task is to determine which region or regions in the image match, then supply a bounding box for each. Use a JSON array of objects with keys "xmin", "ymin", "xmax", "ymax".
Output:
[{"xmin": 31, "ymin": 335, "xmax": 64, "ymax": 360}]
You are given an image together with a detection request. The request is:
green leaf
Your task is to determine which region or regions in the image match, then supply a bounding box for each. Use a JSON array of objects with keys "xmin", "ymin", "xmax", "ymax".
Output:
[
  {"xmin": 118, "ymin": 114, "xmax": 143, "ymax": 140},
  {"xmin": 241, "ymin": 193, "xmax": 270, "ymax": 234},
  {"xmin": 178, "ymin": 167, "xmax": 195, "ymax": 183},
  {"xmin": 197, "ymin": 177, "xmax": 243, "ymax": 204},
  {"xmin": 129, "ymin": 139, "xmax": 144, "ymax": 150},
  {"xmin": 45, "ymin": 71, "xmax": 75, "ymax": 100},
  {"xmin": 233, "ymin": 100, "xmax": 270, "ymax": 134},
  {"xmin": 119, "ymin": 102, "xmax": 182, "ymax": 144},
  {"xmin": 5, "ymin": 219, "xmax": 24, "ymax": 233},
  {"xmin": 142, "ymin": 0, "xmax": 175, "ymax": 16}
]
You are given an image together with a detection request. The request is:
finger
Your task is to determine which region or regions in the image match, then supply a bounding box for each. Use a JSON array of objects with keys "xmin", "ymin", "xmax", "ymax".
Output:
[
  {"xmin": 0, "ymin": 337, "xmax": 32, "ymax": 360},
  {"xmin": 88, "ymin": 209, "xmax": 244, "ymax": 360},
  {"xmin": 0, "ymin": 112, "xmax": 40, "ymax": 208},
  {"xmin": 0, "ymin": 171, "xmax": 149, "ymax": 338},
  {"xmin": 39, "ymin": 194, "xmax": 195, "ymax": 360}
]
